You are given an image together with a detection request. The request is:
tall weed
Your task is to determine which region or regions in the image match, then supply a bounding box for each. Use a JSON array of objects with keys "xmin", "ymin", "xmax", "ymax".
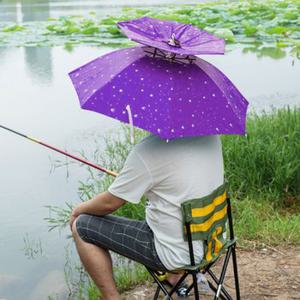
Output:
[{"xmin": 223, "ymin": 107, "xmax": 300, "ymax": 205}]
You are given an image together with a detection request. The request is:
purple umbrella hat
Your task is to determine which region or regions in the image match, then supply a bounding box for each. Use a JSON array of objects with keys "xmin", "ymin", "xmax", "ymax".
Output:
[
  {"xmin": 69, "ymin": 46, "xmax": 248, "ymax": 140},
  {"xmin": 117, "ymin": 17, "xmax": 225, "ymax": 56}
]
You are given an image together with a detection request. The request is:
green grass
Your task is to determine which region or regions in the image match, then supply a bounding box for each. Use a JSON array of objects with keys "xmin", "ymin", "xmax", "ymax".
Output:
[
  {"xmin": 222, "ymin": 107, "xmax": 300, "ymax": 205},
  {"xmin": 60, "ymin": 253, "xmax": 150, "ymax": 300},
  {"xmin": 233, "ymin": 196, "xmax": 300, "ymax": 247},
  {"xmin": 87, "ymin": 263, "xmax": 150, "ymax": 299}
]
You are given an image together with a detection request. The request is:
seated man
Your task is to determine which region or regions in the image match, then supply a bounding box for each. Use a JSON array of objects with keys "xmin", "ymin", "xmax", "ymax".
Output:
[{"xmin": 70, "ymin": 134, "xmax": 224, "ymax": 300}]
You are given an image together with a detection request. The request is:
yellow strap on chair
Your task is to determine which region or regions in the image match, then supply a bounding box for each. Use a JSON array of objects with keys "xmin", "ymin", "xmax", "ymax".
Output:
[
  {"xmin": 192, "ymin": 191, "xmax": 227, "ymax": 218},
  {"xmin": 213, "ymin": 227, "xmax": 224, "ymax": 255},
  {"xmin": 190, "ymin": 204, "xmax": 227, "ymax": 233},
  {"xmin": 205, "ymin": 226, "xmax": 224, "ymax": 262},
  {"xmin": 205, "ymin": 240, "xmax": 213, "ymax": 262}
]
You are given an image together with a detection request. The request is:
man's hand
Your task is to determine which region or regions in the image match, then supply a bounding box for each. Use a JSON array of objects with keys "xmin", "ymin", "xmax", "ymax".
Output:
[
  {"xmin": 69, "ymin": 192, "xmax": 126, "ymax": 231},
  {"xmin": 69, "ymin": 202, "xmax": 86, "ymax": 230}
]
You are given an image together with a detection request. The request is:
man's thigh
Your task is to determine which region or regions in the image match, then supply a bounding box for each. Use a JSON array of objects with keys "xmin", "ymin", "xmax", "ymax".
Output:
[{"xmin": 76, "ymin": 214, "xmax": 167, "ymax": 271}]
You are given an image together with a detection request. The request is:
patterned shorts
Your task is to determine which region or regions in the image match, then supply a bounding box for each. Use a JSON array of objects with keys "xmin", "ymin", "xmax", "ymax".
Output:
[{"xmin": 76, "ymin": 214, "xmax": 168, "ymax": 271}]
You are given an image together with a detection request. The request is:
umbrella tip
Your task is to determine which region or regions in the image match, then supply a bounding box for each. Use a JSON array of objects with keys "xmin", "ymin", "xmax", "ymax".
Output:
[{"xmin": 167, "ymin": 33, "xmax": 181, "ymax": 48}]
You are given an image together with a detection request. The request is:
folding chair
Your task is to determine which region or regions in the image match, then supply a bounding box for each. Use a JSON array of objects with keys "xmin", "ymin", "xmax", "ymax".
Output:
[{"xmin": 146, "ymin": 183, "xmax": 240, "ymax": 300}]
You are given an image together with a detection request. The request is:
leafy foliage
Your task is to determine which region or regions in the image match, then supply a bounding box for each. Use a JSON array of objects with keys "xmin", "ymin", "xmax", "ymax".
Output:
[
  {"xmin": 0, "ymin": 0, "xmax": 299, "ymax": 56},
  {"xmin": 2, "ymin": 24, "xmax": 25, "ymax": 32}
]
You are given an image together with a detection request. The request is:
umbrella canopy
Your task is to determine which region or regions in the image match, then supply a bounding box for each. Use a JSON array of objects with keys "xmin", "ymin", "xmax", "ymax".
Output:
[
  {"xmin": 117, "ymin": 17, "xmax": 225, "ymax": 56},
  {"xmin": 69, "ymin": 46, "xmax": 248, "ymax": 139}
]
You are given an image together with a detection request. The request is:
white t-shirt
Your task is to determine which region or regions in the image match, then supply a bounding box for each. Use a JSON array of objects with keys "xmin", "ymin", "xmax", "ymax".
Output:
[{"xmin": 108, "ymin": 134, "xmax": 224, "ymax": 270}]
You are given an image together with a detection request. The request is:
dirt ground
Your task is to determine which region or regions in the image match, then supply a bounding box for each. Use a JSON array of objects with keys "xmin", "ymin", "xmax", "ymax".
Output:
[{"xmin": 122, "ymin": 246, "xmax": 300, "ymax": 300}]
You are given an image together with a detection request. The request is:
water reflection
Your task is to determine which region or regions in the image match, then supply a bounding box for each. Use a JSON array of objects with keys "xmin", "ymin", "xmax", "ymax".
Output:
[
  {"xmin": 0, "ymin": 0, "xmax": 49, "ymax": 22},
  {"xmin": 0, "ymin": 46, "xmax": 53, "ymax": 85},
  {"xmin": 25, "ymin": 47, "xmax": 53, "ymax": 84},
  {"xmin": 243, "ymin": 45, "xmax": 287, "ymax": 60},
  {"xmin": 21, "ymin": 0, "xmax": 50, "ymax": 22},
  {"xmin": 0, "ymin": 47, "xmax": 9, "ymax": 62},
  {"xmin": 20, "ymin": 0, "xmax": 52, "ymax": 85}
]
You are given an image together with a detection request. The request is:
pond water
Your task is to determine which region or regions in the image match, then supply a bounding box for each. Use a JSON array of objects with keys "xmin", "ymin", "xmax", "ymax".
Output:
[
  {"xmin": 0, "ymin": 46, "xmax": 119, "ymax": 300},
  {"xmin": 0, "ymin": 1, "xmax": 300, "ymax": 300}
]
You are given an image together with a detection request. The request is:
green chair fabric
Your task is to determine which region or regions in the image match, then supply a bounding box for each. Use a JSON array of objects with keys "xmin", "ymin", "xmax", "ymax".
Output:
[{"xmin": 181, "ymin": 183, "xmax": 229, "ymax": 267}]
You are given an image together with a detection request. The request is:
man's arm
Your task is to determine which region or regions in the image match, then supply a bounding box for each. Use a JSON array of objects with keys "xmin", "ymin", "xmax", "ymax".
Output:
[{"xmin": 69, "ymin": 192, "xmax": 126, "ymax": 228}]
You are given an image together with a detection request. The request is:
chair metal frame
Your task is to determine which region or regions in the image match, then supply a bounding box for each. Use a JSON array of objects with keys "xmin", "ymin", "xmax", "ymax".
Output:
[{"xmin": 146, "ymin": 190, "xmax": 240, "ymax": 300}]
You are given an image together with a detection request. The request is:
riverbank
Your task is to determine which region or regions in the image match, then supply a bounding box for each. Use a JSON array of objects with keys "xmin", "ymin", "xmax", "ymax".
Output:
[{"xmin": 121, "ymin": 246, "xmax": 300, "ymax": 300}]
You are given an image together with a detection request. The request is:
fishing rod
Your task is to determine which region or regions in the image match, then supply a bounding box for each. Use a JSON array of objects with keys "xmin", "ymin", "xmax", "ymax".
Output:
[{"xmin": 0, "ymin": 125, "xmax": 118, "ymax": 177}]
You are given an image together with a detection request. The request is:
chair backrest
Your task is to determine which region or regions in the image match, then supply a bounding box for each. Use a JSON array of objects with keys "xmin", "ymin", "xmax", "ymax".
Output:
[{"xmin": 181, "ymin": 183, "xmax": 230, "ymax": 265}]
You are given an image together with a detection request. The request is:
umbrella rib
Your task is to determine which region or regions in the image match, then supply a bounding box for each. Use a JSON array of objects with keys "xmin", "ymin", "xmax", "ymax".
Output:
[
  {"xmin": 181, "ymin": 33, "xmax": 220, "ymax": 47},
  {"xmin": 174, "ymin": 23, "xmax": 190, "ymax": 40},
  {"xmin": 152, "ymin": 22, "xmax": 165, "ymax": 40}
]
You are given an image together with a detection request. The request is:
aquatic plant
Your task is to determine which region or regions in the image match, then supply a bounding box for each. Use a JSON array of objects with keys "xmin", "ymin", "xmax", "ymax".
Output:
[
  {"xmin": 45, "ymin": 202, "xmax": 74, "ymax": 232},
  {"xmin": 2, "ymin": 24, "xmax": 25, "ymax": 32},
  {"xmin": 0, "ymin": 0, "xmax": 299, "ymax": 58},
  {"xmin": 23, "ymin": 233, "xmax": 44, "ymax": 260}
]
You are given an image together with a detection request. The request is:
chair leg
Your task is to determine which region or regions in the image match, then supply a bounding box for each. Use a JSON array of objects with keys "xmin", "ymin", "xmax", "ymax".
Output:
[
  {"xmin": 168, "ymin": 272, "xmax": 189, "ymax": 298},
  {"xmin": 192, "ymin": 273, "xmax": 200, "ymax": 300},
  {"xmin": 148, "ymin": 243, "xmax": 240, "ymax": 300},
  {"xmin": 214, "ymin": 248, "xmax": 232, "ymax": 300},
  {"xmin": 185, "ymin": 277, "xmax": 195, "ymax": 295},
  {"xmin": 153, "ymin": 286, "xmax": 160, "ymax": 300},
  {"xmin": 147, "ymin": 268, "xmax": 174, "ymax": 300},
  {"xmin": 207, "ymin": 280, "xmax": 229, "ymax": 300},
  {"xmin": 231, "ymin": 246, "xmax": 241, "ymax": 300},
  {"xmin": 207, "ymin": 271, "xmax": 232, "ymax": 300}
]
